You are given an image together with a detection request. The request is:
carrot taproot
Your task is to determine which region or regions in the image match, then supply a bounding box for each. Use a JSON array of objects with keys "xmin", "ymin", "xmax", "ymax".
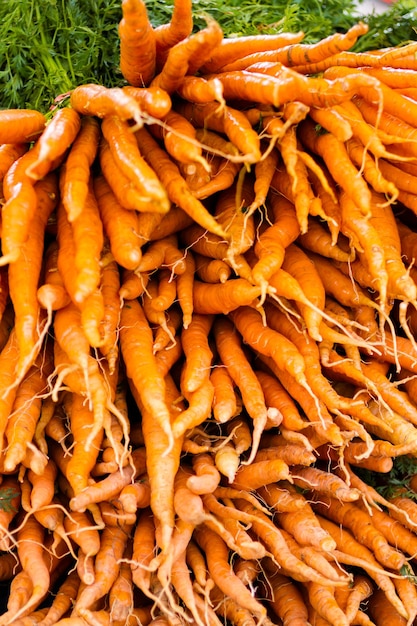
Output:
[
  {"xmin": 210, "ymin": 365, "xmax": 238, "ymax": 423},
  {"xmin": 74, "ymin": 520, "xmax": 133, "ymax": 614},
  {"xmin": 200, "ymin": 31, "xmax": 305, "ymax": 73},
  {"xmin": 0, "ymin": 143, "xmax": 28, "ymax": 181},
  {"xmin": 178, "ymin": 100, "xmax": 262, "ymax": 164},
  {"xmin": 219, "ymin": 23, "xmax": 367, "ymax": 72},
  {"xmin": 97, "ymin": 257, "xmax": 121, "ymax": 375},
  {"xmin": 68, "ymin": 181, "xmax": 103, "ymax": 304},
  {"xmin": 8, "ymin": 173, "xmax": 58, "ymax": 378},
  {"xmin": 135, "ymin": 127, "xmax": 228, "ymax": 238},
  {"xmin": 230, "ymin": 305, "xmax": 309, "ymax": 387},
  {"xmin": 232, "ymin": 458, "xmax": 291, "ymax": 490},
  {"xmin": 266, "ymin": 570, "xmax": 310, "ymax": 626},
  {"xmin": 195, "ymin": 254, "xmax": 231, "ymax": 284},
  {"xmin": 37, "ymin": 569, "xmax": 80, "ymax": 626},
  {"xmin": 151, "ymin": 17, "xmax": 223, "ymax": 93},
  {"xmin": 194, "ymin": 526, "xmax": 267, "ymax": 619},
  {"xmin": 175, "ymin": 75, "xmax": 225, "ymax": 105},
  {"xmin": 0, "ymin": 515, "xmax": 50, "ymax": 624},
  {"xmin": 181, "ymin": 313, "xmax": 214, "ymax": 394},
  {"xmin": 213, "ymin": 315, "xmax": 269, "ymax": 461},
  {"xmin": 193, "ymin": 279, "xmax": 261, "ymax": 316},
  {"xmin": 258, "ymin": 481, "xmax": 307, "ymax": 513},
  {"xmin": 59, "ymin": 115, "xmax": 100, "ymax": 223},
  {"xmin": 305, "ymin": 581, "xmax": 349, "ymax": 626},
  {"xmin": 154, "ymin": 0, "xmax": 193, "ymax": 65},
  {"xmin": 214, "ymin": 442, "xmax": 240, "ymax": 483},
  {"xmin": 25, "ymin": 107, "xmax": 81, "ymax": 181},
  {"xmin": 312, "ymin": 494, "xmax": 406, "ymax": 571},
  {"xmin": 119, "ymin": 0, "xmax": 156, "ymax": 87},
  {"xmin": 368, "ymin": 588, "xmax": 408, "ymax": 626},
  {"xmin": 255, "ymin": 443, "xmax": 316, "ymax": 468},
  {"xmin": 0, "ymin": 109, "xmax": 46, "ymax": 144},
  {"xmin": 151, "ymin": 109, "xmax": 210, "ymax": 174},
  {"xmin": 101, "ymin": 116, "xmax": 170, "ymax": 213},
  {"xmin": 63, "ymin": 510, "xmax": 101, "ymax": 560},
  {"xmin": 7, "ymin": 570, "xmax": 34, "ymax": 617},
  {"xmin": 79, "ymin": 287, "xmax": 105, "ymax": 349},
  {"xmin": 129, "ymin": 373, "xmax": 184, "ymax": 555},
  {"xmin": 70, "ymin": 83, "xmax": 144, "ymax": 126},
  {"xmin": 172, "ymin": 375, "xmax": 215, "ymax": 439},
  {"xmin": 37, "ymin": 242, "xmax": 71, "ymax": 314},
  {"xmin": 3, "ymin": 351, "xmax": 53, "ymax": 473},
  {"xmin": 149, "ymin": 270, "xmax": 177, "ymax": 312},
  {"xmin": 64, "ymin": 393, "xmax": 104, "ymax": 497},
  {"xmin": 0, "ymin": 148, "xmax": 42, "ymax": 266}
]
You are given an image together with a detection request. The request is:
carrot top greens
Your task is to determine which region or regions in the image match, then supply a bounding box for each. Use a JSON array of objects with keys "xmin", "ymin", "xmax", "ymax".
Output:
[{"xmin": 0, "ymin": 0, "xmax": 416, "ymax": 113}]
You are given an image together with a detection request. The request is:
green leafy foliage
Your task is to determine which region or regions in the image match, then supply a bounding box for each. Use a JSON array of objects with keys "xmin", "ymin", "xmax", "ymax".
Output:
[
  {"xmin": 0, "ymin": 0, "xmax": 416, "ymax": 112},
  {"xmin": 0, "ymin": 486, "xmax": 20, "ymax": 514}
]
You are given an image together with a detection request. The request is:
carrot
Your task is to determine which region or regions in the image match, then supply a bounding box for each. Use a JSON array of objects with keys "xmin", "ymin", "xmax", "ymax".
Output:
[
  {"xmin": 180, "ymin": 313, "xmax": 214, "ymax": 394},
  {"xmin": 219, "ymin": 23, "xmax": 367, "ymax": 71},
  {"xmin": 70, "ymin": 83, "xmax": 144, "ymax": 126},
  {"xmin": 194, "ymin": 526, "xmax": 267, "ymax": 619},
  {"xmin": 266, "ymin": 570, "xmax": 310, "ymax": 626},
  {"xmin": 246, "ymin": 146, "xmax": 280, "ymax": 217},
  {"xmin": 154, "ymin": 0, "xmax": 193, "ymax": 67},
  {"xmin": 135, "ymin": 127, "xmax": 228, "ymax": 238},
  {"xmin": 309, "ymin": 105, "xmax": 353, "ymax": 142},
  {"xmin": 258, "ymin": 481, "xmax": 308, "ymax": 513},
  {"xmin": 0, "ymin": 109, "xmax": 46, "ymax": 144},
  {"xmin": 299, "ymin": 218, "xmax": 353, "ymax": 263},
  {"xmin": 230, "ymin": 305, "xmax": 309, "ymax": 387},
  {"xmin": 119, "ymin": 0, "xmax": 156, "ymax": 87},
  {"xmin": 137, "ymin": 234, "xmax": 185, "ymax": 274},
  {"xmin": 200, "ymin": 31, "xmax": 305, "ymax": 73},
  {"xmin": 109, "ymin": 557, "xmax": 134, "ymax": 624},
  {"xmin": 8, "ymin": 173, "xmax": 58, "ymax": 377},
  {"xmin": 312, "ymin": 494, "xmax": 406, "ymax": 571},
  {"xmin": 291, "ymin": 466, "xmax": 360, "ymax": 502},
  {"xmin": 122, "ymin": 85, "xmax": 171, "ymax": 120},
  {"xmin": 61, "ymin": 116, "xmax": 101, "ymax": 222},
  {"xmin": 101, "ymin": 116, "xmax": 169, "ymax": 213},
  {"xmin": 151, "ymin": 17, "xmax": 223, "ymax": 93},
  {"xmin": 305, "ymin": 581, "xmax": 349, "ymax": 626},
  {"xmin": 256, "ymin": 370, "xmax": 306, "ymax": 431},
  {"xmin": 63, "ymin": 510, "xmax": 101, "ymax": 559},
  {"xmin": 0, "ymin": 148, "xmax": 41, "ymax": 266},
  {"xmin": 210, "ymin": 365, "xmax": 238, "ymax": 423},
  {"xmin": 0, "ymin": 143, "xmax": 28, "ymax": 181},
  {"xmin": 368, "ymin": 588, "xmax": 408, "ymax": 626},
  {"xmin": 193, "ymin": 279, "xmax": 261, "ymax": 315},
  {"xmin": 232, "ymin": 458, "xmax": 290, "ymax": 490},
  {"xmin": 176, "ymin": 250, "xmax": 196, "ymax": 329},
  {"xmin": 97, "ymin": 257, "xmax": 121, "ymax": 375},
  {"xmin": 69, "ymin": 182, "xmax": 104, "ymax": 304},
  {"xmin": 37, "ymin": 242, "xmax": 71, "ymax": 314},
  {"xmin": 175, "ymin": 75, "xmax": 225, "ymax": 105},
  {"xmin": 74, "ymin": 521, "xmax": 133, "ymax": 613},
  {"xmin": 195, "ymin": 255, "xmax": 231, "ymax": 284},
  {"xmin": 150, "ymin": 109, "xmax": 210, "ymax": 173},
  {"xmin": 213, "ymin": 315, "xmax": 270, "ymax": 461},
  {"xmin": 207, "ymin": 65, "xmax": 383, "ymax": 114},
  {"xmin": 0, "ymin": 515, "xmax": 50, "ymax": 624},
  {"xmin": 214, "ymin": 442, "xmax": 240, "ymax": 484},
  {"xmin": 64, "ymin": 393, "xmax": 104, "ymax": 497},
  {"xmin": 3, "ymin": 351, "xmax": 53, "ymax": 473},
  {"xmin": 38, "ymin": 569, "xmax": 80, "ymax": 626},
  {"xmin": 129, "ymin": 374, "xmax": 183, "ymax": 555},
  {"xmin": 177, "ymin": 100, "xmax": 261, "ymax": 164},
  {"xmin": 25, "ymin": 107, "xmax": 81, "ymax": 181}
]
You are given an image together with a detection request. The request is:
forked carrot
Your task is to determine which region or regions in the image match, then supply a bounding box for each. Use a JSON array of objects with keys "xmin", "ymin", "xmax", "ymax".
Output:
[{"xmin": 70, "ymin": 83, "xmax": 145, "ymax": 126}]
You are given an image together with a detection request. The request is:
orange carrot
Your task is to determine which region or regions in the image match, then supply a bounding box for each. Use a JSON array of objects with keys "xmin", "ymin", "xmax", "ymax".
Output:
[
  {"xmin": 151, "ymin": 17, "xmax": 223, "ymax": 93},
  {"xmin": 101, "ymin": 115, "xmax": 169, "ymax": 213},
  {"xmin": 70, "ymin": 83, "xmax": 144, "ymax": 126},
  {"xmin": 135, "ymin": 127, "xmax": 228, "ymax": 238},
  {"xmin": 176, "ymin": 250, "xmax": 196, "ymax": 329},
  {"xmin": 210, "ymin": 365, "xmax": 238, "ymax": 423},
  {"xmin": 193, "ymin": 279, "xmax": 261, "ymax": 315},
  {"xmin": 154, "ymin": 0, "xmax": 193, "ymax": 67},
  {"xmin": 61, "ymin": 116, "xmax": 101, "ymax": 222},
  {"xmin": 119, "ymin": 0, "xmax": 156, "ymax": 87},
  {"xmin": 194, "ymin": 526, "xmax": 267, "ymax": 619},
  {"xmin": 25, "ymin": 107, "xmax": 81, "ymax": 181},
  {"xmin": 0, "ymin": 109, "xmax": 46, "ymax": 144},
  {"xmin": 94, "ymin": 176, "xmax": 142, "ymax": 269},
  {"xmin": 0, "ymin": 143, "xmax": 28, "ymax": 181},
  {"xmin": 181, "ymin": 313, "xmax": 214, "ymax": 394}
]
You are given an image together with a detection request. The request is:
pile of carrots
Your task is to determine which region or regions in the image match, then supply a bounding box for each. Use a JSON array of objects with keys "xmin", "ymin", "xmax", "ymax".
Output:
[{"xmin": 3, "ymin": 0, "xmax": 417, "ymax": 624}]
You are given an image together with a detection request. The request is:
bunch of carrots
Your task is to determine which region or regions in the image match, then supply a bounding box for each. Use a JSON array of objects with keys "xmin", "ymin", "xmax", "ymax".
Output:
[{"xmin": 3, "ymin": 0, "xmax": 417, "ymax": 624}]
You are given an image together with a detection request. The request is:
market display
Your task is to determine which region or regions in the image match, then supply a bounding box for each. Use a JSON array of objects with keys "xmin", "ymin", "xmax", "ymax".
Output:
[{"xmin": 1, "ymin": 0, "xmax": 417, "ymax": 624}]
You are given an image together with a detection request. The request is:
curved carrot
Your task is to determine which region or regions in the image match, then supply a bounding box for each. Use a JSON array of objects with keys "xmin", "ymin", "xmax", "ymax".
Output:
[
  {"xmin": 101, "ymin": 115, "xmax": 169, "ymax": 213},
  {"xmin": 25, "ymin": 107, "xmax": 81, "ymax": 181},
  {"xmin": 94, "ymin": 174, "xmax": 142, "ymax": 270},
  {"xmin": 70, "ymin": 83, "xmax": 144, "ymax": 126},
  {"xmin": 0, "ymin": 109, "xmax": 46, "ymax": 144},
  {"xmin": 0, "ymin": 143, "xmax": 28, "ymax": 181},
  {"xmin": 193, "ymin": 279, "xmax": 261, "ymax": 315},
  {"xmin": 119, "ymin": 0, "xmax": 156, "ymax": 87},
  {"xmin": 122, "ymin": 85, "xmax": 172, "ymax": 118},
  {"xmin": 135, "ymin": 127, "xmax": 227, "ymax": 238}
]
